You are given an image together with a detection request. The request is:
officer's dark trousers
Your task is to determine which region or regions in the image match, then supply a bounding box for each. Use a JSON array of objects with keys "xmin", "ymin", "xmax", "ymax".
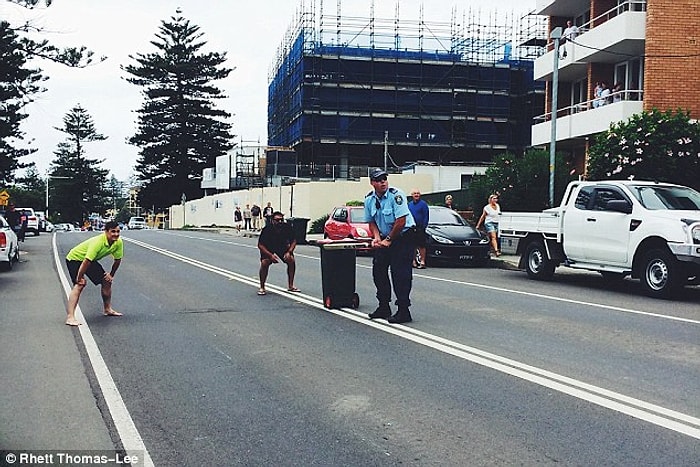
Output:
[{"xmin": 372, "ymin": 234, "xmax": 413, "ymax": 309}]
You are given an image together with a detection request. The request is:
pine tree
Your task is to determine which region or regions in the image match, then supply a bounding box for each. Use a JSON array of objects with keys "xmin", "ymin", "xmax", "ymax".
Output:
[
  {"xmin": 123, "ymin": 12, "xmax": 235, "ymax": 211},
  {"xmin": 49, "ymin": 105, "xmax": 109, "ymax": 223},
  {"xmin": 0, "ymin": 21, "xmax": 42, "ymax": 184},
  {"xmin": 1, "ymin": 1, "xmax": 102, "ymax": 184}
]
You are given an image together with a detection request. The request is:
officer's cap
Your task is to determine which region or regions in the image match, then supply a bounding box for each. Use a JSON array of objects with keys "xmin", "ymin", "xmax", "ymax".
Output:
[{"xmin": 369, "ymin": 168, "xmax": 388, "ymax": 181}]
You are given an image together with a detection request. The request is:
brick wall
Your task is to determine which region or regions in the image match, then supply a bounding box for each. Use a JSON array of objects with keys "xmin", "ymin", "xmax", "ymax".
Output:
[{"xmin": 644, "ymin": 0, "xmax": 700, "ymax": 118}]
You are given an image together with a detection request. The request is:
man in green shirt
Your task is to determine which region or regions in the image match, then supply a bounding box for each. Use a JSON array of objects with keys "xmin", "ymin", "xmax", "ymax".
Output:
[{"xmin": 64, "ymin": 221, "xmax": 124, "ymax": 326}]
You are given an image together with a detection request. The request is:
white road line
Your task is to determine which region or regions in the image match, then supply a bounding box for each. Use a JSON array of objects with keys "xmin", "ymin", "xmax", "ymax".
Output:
[
  {"xmin": 152, "ymin": 230, "xmax": 700, "ymax": 325},
  {"xmin": 125, "ymin": 237, "xmax": 700, "ymax": 440},
  {"xmin": 52, "ymin": 235, "xmax": 154, "ymax": 466}
]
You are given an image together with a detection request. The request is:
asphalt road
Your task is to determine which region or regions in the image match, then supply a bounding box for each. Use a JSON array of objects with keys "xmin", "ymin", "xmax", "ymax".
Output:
[{"xmin": 1, "ymin": 230, "xmax": 698, "ymax": 466}]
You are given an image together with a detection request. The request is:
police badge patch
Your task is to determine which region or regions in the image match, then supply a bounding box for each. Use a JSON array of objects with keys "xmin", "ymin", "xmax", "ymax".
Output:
[{"xmin": 395, "ymin": 194, "xmax": 403, "ymax": 205}]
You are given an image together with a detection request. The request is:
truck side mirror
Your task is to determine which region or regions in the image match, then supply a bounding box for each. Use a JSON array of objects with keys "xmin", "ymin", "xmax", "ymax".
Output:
[{"xmin": 606, "ymin": 200, "xmax": 632, "ymax": 214}]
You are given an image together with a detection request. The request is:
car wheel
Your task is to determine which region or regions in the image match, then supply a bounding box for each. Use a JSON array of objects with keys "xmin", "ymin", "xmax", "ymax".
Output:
[
  {"xmin": 525, "ymin": 240, "xmax": 555, "ymax": 280},
  {"xmin": 640, "ymin": 248, "xmax": 681, "ymax": 299}
]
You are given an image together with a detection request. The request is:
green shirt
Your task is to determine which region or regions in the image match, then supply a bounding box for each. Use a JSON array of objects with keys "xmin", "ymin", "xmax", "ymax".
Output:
[{"xmin": 66, "ymin": 233, "xmax": 124, "ymax": 262}]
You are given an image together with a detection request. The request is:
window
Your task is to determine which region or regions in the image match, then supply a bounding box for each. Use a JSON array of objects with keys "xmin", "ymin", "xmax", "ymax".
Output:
[
  {"xmin": 592, "ymin": 188, "xmax": 626, "ymax": 211},
  {"xmin": 574, "ymin": 186, "xmax": 593, "ymax": 209}
]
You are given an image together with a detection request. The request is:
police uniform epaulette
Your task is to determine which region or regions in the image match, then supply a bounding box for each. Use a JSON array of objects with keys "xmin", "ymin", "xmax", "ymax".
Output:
[
  {"xmin": 388, "ymin": 187, "xmax": 398, "ymax": 193},
  {"xmin": 365, "ymin": 191, "xmax": 374, "ymax": 198}
]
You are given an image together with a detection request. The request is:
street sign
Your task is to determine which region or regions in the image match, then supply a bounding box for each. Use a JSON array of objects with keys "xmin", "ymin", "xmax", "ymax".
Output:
[{"xmin": 0, "ymin": 190, "xmax": 9, "ymax": 206}]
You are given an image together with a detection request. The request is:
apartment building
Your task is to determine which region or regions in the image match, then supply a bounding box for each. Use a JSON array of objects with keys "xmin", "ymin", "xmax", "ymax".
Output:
[
  {"xmin": 267, "ymin": 3, "xmax": 545, "ymax": 180},
  {"xmin": 531, "ymin": 0, "xmax": 700, "ymax": 173}
]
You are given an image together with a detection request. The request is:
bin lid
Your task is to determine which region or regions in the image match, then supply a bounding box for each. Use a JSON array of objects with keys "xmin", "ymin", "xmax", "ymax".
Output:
[{"xmin": 317, "ymin": 238, "xmax": 372, "ymax": 250}]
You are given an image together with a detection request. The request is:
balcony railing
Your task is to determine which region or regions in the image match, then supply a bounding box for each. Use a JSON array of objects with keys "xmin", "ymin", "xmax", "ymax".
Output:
[
  {"xmin": 534, "ymin": 89, "xmax": 644, "ymax": 123},
  {"xmin": 544, "ymin": 0, "xmax": 647, "ymax": 52}
]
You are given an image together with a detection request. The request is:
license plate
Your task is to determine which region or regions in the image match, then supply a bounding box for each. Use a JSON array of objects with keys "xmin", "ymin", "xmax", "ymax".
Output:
[{"xmin": 459, "ymin": 255, "xmax": 473, "ymax": 260}]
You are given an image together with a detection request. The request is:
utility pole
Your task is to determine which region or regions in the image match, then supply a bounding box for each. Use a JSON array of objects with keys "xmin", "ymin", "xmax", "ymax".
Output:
[
  {"xmin": 549, "ymin": 27, "xmax": 562, "ymax": 208},
  {"xmin": 383, "ymin": 131, "xmax": 388, "ymax": 172}
]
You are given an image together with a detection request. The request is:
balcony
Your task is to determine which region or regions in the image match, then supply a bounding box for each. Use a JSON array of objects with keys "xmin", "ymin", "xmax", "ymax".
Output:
[
  {"xmin": 534, "ymin": 5, "xmax": 646, "ymax": 81},
  {"xmin": 532, "ymin": 90, "xmax": 644, "ymax": 146}
]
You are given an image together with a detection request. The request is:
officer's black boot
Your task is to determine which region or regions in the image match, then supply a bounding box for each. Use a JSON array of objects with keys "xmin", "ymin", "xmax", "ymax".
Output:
[
  {"xmin": 388, "ymin": 308, "xmax": 412, "ymax": 324},
  {"xmin": 368, "ymin": 304, "xmax": 391, "ymax": 320}
]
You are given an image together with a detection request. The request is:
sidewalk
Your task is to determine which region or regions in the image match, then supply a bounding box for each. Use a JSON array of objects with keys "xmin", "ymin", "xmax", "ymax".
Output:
[{"xmin": 0, "ymin": 235, "xmax": 115, "ymax": 451}]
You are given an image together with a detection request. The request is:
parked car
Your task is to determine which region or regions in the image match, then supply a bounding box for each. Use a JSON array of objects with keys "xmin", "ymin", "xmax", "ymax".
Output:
[
  {"xmin": 54, "ymin": 223, "xmax": 77, "ymax": 232},
  {"xmin": 324, "ymin": 205, "xmax": 373, "ymax": 246},
  {"xmin": 423, "ymin": 206, "xmax": 490, "ymax": 266},
  {"xmin": 499, "ymin": 180, "xmax": 700, "ymax": 298},
  {"xmin": 35, "ymin": 210, "xmax": 48, "ymax": 232},
  {"xmin": 324, "ymin": 206, "xmax": 373, "ymax": 253},
  {"xmin": 128, "ymin": 216, "xmax": 147, "ymax": 229},
  {"xmin": 0, "ymin": 214, "xmax": 20, "ymax": 271},
  {"xmin": 15, "ymin": 207, "xmax": 40, "ymax": 236}
]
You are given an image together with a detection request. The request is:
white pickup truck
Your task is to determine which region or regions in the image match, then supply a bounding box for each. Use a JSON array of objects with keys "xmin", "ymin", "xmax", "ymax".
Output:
[{"xmin": 499, "ymin": 180, "xmax": 700, "ymax": 298}]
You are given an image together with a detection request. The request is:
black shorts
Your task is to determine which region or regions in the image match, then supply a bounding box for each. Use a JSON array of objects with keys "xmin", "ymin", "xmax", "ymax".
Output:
[
  {"xmin": 412, "ymin": 227, "xmax": 427, "ymax": 247},
  {"xmin": 66, "ymin": 259, "xmax": 106, "ymax": 285},
  {"xmin": 260, "ymin": 250, "xmax": 292, "ymax": 263}
]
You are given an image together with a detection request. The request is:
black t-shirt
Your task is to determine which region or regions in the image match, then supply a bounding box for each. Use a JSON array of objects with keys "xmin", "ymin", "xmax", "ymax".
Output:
[
  {"xmin": 5, "ymin": 209, "xmax": 21, "ymax": 228},
  {"xmin": 258, "ymin": 222, "xmax": 295, "ymax": 255}
]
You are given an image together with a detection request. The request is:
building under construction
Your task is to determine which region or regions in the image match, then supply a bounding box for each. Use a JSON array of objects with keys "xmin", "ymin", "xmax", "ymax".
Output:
[{"xmin": 267, "ymin": 0, "xmax": 547, "ymax": 179}]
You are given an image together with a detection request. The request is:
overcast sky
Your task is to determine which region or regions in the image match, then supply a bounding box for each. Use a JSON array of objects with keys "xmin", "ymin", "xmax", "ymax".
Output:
[{"xmin": 3, "ymin": 0, "xmax": 536, "ymax": 181}]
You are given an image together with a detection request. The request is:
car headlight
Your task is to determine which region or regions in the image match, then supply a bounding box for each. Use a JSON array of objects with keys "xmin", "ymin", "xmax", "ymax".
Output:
[
  {"xmin": 693, "ymin": 225, "xmax": 700, "ymax": 244},
  {"xmin": 431, "ymin": 234, "xmax": 454, "ymax": 244},
  {"xmin": 355, "ymin": 227, "xmax": 369, "ymax": 237}
]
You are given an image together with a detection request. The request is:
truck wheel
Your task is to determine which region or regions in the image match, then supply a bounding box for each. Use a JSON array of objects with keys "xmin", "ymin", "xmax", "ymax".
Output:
[
  {"xmin": 525, "ymin": 240, "xmax": 555, "ymax": 280},
  {"xmin": 641, "ymin": 248, "xmax": 681, "ymax": 298}
]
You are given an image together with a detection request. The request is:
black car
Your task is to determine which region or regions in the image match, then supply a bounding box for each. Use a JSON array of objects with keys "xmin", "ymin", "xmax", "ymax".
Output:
[{"xmin": 422, "ymin": 206, "xmax": 490, "ymax": 266}]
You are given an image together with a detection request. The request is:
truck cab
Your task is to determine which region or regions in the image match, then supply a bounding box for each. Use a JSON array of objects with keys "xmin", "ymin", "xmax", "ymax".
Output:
[{"xmin": 499, "ymin": 181, "xmax": 700, "ymax": 298}]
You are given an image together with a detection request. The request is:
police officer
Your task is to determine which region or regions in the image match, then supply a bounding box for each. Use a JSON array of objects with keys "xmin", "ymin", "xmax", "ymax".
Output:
[{"xmin": 364, "ymin": 168, "xmax": 416, "ymax": 323}]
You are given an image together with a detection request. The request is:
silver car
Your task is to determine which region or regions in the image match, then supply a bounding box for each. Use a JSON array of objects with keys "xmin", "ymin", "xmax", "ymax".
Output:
[{"xmin": 0, "ymin": 214, "xmax": 20, "ymax": 271}]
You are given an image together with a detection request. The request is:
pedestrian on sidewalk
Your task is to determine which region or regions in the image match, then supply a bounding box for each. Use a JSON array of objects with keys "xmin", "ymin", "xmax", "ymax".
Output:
[
  {"xmin": 64, "ymin": 220, "xmax": 124, "ymax": 326},
  {"xmin": 476, "ymin": 194, "xmax": 501, "ymax": 257},
  {"xmin": 408, "ymin": 188, "xmax": 429, "ymax": 269},
  {"xmin": 234, "ymin": 206, "xmax": 243, "ymax": 232},
  {"xmin": 262, "ymin": 202, "xmax": 274, "ymax": 228},
  {"xmin": 243, "ymin": 204, "xmax": 252, "ymax": 230},
  {"xmin": 251, "ymin": 203, "xmax": 262, "ymax": 231},
  {"xmin": 5, "ymin": 202, "xmax": 25, "ymax": 242}
]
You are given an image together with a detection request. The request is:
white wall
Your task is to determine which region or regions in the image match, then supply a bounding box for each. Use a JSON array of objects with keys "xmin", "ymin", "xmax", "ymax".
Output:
[
  {"xmin": 405, "ymin": 165, "xmax": 490, "ymax": 192},
  {"xmin": 168, "ymin": 173, "xmax": 433, "ymax": 228}
]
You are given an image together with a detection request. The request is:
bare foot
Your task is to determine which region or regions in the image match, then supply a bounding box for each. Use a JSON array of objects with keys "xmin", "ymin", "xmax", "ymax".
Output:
[
  {"xmin": 104, "ymin": 309, "xmax": 123, "ymax": 317},
  {"xmin": 65, "ymin": 318, "xmax": 82, "ymax": 326}
]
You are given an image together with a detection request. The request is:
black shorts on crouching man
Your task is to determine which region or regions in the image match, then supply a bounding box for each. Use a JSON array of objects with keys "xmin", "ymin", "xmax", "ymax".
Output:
[{"xmin": 66, "ymin": 259, "xmax": 107, "ymax": 285}]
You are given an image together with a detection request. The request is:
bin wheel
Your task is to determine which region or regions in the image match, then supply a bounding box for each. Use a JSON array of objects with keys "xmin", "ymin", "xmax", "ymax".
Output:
[
  {"xmin": 351, "ymin": 293, "xmax": 360, "ymax": 309},
  {"xmin": 323, "ymin": 295, "xmax": 333, "ymax": 309}
]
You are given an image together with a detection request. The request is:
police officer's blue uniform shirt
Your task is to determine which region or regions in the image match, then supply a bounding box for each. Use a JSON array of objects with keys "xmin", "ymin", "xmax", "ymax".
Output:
[{"xmin": 364, "ymin": 187, "xmax": 416, "ymax": 237}]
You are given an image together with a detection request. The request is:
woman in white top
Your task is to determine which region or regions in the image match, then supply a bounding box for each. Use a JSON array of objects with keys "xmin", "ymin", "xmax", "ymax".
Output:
[{"xmin": 476, "ymin": 194, "xmax": 501, "ymax": 256}]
